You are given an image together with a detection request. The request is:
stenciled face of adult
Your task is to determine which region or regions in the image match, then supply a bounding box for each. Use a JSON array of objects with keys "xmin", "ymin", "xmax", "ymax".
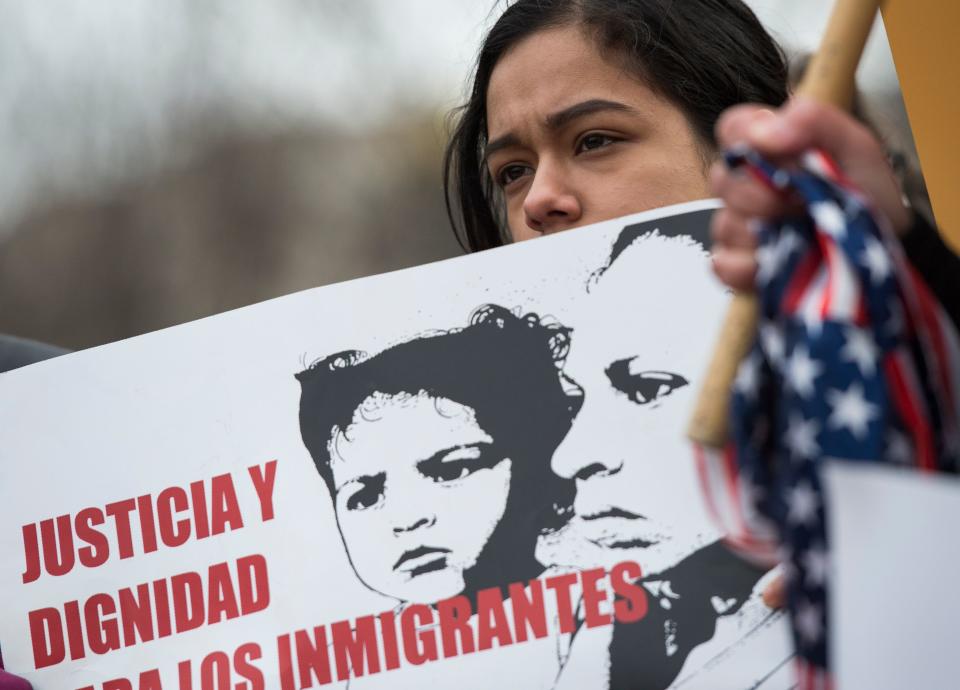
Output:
[
  {"xmin": 485, "ymin": 25, "xmax": 712, "ymax": 243},
  {"xmin": 328, "ymin": 391, "xmax": 511, "ymax": 603},
  {"xmin": 549, "ymin": 232, "xmax": 728, "ymax": 577}
]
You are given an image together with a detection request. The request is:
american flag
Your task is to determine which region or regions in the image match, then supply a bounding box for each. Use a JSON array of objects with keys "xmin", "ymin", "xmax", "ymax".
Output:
[{"xmin": 696, "ymin": 146, "xmax": 960, "ymax": 689}]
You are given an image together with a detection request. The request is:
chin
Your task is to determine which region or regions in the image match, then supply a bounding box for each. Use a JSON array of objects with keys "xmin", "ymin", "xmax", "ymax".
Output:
[
  {"xmin": 539, "ymin": 528, "xmax": 717, "ymax": 580},
  {"xmin": 623, "ymin": 544, "xmax": 689, "ymax": 580},
  {"xmin": 387, "ymin": 569, "xmax": 466, "ymax": 605},
  {"xmin": 627, "ymin": 533, "xmax": 719, "ymax": 579}
]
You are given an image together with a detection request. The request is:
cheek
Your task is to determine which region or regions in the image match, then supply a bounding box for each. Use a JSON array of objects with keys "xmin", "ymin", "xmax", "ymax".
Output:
[
  {"xmin": 510, "ymin": 220, "xmax": 540, "ymax": 243},
  {"xmin": 636, "ymin": 387, "xmax": 693, "ymax": 450},
  {"xmin": 337, "ymin": 511, "xmax": 384, "ymax": 567},
  {"xmin": 622, "ymin": 393, "xmax": 709, "ymax": 506},
  {"xmin": 599, "ymin": 147, "xmax": 709, "ymax": 212},
  {"xmin": 613, "ymin": 170, "xmax": 706, "ymax": 213},
  {"xmin": 442, "ymin": 465, "xmax": 512, "ymax": 556}
]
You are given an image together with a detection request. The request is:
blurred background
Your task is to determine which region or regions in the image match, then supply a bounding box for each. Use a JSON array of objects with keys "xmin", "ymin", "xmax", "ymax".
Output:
[{"xmin": 0, "ymin": 0, "xmax": 922, "ymax": 350}]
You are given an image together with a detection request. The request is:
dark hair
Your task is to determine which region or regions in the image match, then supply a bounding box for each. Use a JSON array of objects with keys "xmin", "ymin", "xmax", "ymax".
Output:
[
  {"xmin": 296, "ymin": 304, "xmax": 578, "ymax": 536},
  {"xmin": 444, "ymin": 0, "xmax": 789, "ymax": 252}
]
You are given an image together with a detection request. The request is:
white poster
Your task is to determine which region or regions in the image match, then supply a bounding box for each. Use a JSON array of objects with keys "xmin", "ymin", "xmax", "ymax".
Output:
[
  {"xmin": 826, "ymin": 462, "xmax": 960, "ymax": 690},
  {"xmin": 0, "ymin": 200, "xmax": 793, "ymax": 689}
]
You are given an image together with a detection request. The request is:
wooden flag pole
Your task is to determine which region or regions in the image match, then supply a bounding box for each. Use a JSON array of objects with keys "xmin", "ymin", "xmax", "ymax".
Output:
[{"xmin": 686, "ymin": 0, "xmax": 884, "ymax": 448}]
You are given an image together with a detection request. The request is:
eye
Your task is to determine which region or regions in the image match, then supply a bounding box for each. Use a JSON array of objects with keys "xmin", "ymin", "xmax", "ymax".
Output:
[
  {"xmin": 418, "ymin": 444, "xmax": 503, "ymax": 483},
  {"xmin": 343, "ymin": 474, "xmax": 386, "ymax": 511},
  {"xmin": 605, "ymin": 359, "xmax": 689, "ymax": 406},
  {"xmin": 575, "ymin": 132, "xmax": 619, "ymax": 154},
  {"xmin": 496, "ymin": 163, "xmax": 533, "ymax": 188}
]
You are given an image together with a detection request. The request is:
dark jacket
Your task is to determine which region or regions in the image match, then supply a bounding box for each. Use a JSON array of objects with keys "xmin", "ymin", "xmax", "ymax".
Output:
[{"xmin": 0, "ymin": 335, "xmax": 68, "ymax": 374}]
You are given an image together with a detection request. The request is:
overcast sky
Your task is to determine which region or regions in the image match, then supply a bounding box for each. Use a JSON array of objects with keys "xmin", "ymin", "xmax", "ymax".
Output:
[{"xmin": 0, "ymin": 0, "xmax": 901, "ymax": 233}]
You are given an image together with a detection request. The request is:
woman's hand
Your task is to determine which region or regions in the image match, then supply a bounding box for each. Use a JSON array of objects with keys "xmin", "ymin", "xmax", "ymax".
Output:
[
  {"xmin": 0, "ymin": 670, "xmax": 32, "ymax": 690},
  {"xmin": 709, "ymin": 97, "xmax": 910, "ymax": 291}
]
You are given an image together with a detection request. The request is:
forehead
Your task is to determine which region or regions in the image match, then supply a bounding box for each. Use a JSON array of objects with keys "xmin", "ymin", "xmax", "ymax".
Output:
[
  {"xmin": 486, "ymin": 25, "xmax": 659, "ymax": 135},
  {"xmin": 329, "ymin": 393, "xmax": 492, "ymax": 485},
  {"xmin": 567, "ymin": 235, "xmax": 725, "ymax": 364}
]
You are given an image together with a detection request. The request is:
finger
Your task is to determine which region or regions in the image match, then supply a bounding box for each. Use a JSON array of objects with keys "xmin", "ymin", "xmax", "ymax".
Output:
[
  {"xmin": 711, "ymin": 247, "xmax": 757, "ymax": 292},
  {"xmin": 710, "ymin": 161, "xmax": 787, "ymax": 218},
  {"xmin": 746, "ymin": 98, "xmax": 911, "ymax": 235},
  {"xmin": 716, "ymin": 105, "xmax": 776, "ymax": 149},
  {"xmin": 761, "ymin": 573, "xmax": 787, "ymax": 609},
  {"xmin": 711, "ymin": 207, "xmax": 757, "ymax": 251},
  {"xmin": 746, "ymin": 97, "xmax": 876, "ymax": 160}
]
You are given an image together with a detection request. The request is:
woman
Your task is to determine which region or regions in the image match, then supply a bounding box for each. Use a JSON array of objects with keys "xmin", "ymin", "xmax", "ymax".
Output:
[
  {"xmin": 444, "ymin": 0, "xmax": 788, "ymax": 250},
  {"xmin": 442, "ymin": 0, "xmax": 948, "ymax": 306},
  {"xmin": 296, "ymin": 304, "xmax": 577, "ymax": 605}
]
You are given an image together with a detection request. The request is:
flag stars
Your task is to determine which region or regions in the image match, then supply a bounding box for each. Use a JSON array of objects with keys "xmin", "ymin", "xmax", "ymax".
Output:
[
  {"xmin": 776, "ymin": 229, "xmax": 802, "ymax": 263},
  {"xmin": 841, "ymin": 328, "xmax": 879, "ymax": 376},
  {"xmin": 761, "ymin": 325, "xmax": 785, "ymax": 368},
  {"xmin": 798, "ymin": 298, "xmax": 824, "ymax": 337},
  {"xmin": 780, "ymin": 559, "xmax": 799, "ymax": 588},
  {"xmin": 735, "ymin": 353, "xmax": 761, "ymax": 397},
  {"xmin": 756, "ymin": 242, "xmax": 781, "ymax": 286},
  {"xmin": 811, "ymin": 202, "xmax": 847, "ymax": 239},
  {"xmin": 787, "ymin": 481, "xmax": 819, "ymax": 525},
  {"xmin": 860, "ymin": 237, "xmax": 892, "ymax": 285},
  {"xmin": 777, "ymin": 225, "xmax": 803, "ymax": 270},
  {"xmin": 772, "ymin": 169, "xmax": 791, "ymax": 189},
  {"xmin": 803, "ymin": 546, "xmax": 830, "ymax": 586},
  {"xmin": 786, "ymin": 413, "xmax": 820, "ymax": 459},
  {"xmin": 843, "ymin": 196, "xmax": 865, "ymax": 218},
  {"xmin": 795, "ymin": 600, "xmax": 823, "ymax": 644},
  {"xmin": 827, "ymin": 383, "xmax": 879, "ymax": 439},
  {"xmin": 787, "ymin": 345, "xmax": 823, "ymax": 398}
]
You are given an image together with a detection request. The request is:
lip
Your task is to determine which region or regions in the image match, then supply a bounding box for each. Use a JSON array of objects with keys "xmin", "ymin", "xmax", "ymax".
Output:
[
  {"xmin": 571, "ymin": 508, "xmax": 669, "ymax": 550},
  {"xmin": 587, "ymin": 534, "xmax": 661, "ymax": 549},
  {"xmin": 581, "ymin": 507, "xmax": 644, "ymax": 521},
  {"xmin": 393, "ymin": 545, "xmax": 452, "ymax": 573}
]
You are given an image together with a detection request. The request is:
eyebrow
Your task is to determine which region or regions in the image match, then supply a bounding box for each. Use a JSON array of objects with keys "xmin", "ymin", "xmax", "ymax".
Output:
[
  {"xmin": 335, "ymin": 470, "xmax": 384, "ymax": 494},
  {"xmin": 484, "ymin": 99, "xmax": 640, "ymax": 161},
  {"xmin": 416, "ymin": 442, "xmax": 487, "ymax": 469},
  {"xmin": 334, "ymin": 442, "xmax": 488, "ymax": 492}
]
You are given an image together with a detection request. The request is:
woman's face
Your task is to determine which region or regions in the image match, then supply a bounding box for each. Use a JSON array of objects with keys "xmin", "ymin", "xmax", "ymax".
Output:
[
  {"xmin": 485, "ymin": 25, "xmax": 712, "ymax": 242},
  {"xmin": 550, "ymin": 234, "xmax": 728, "ymax": 577},
  {"xmin": 328, "ymin": 392, "xmax": 511, "ymax": 603}
]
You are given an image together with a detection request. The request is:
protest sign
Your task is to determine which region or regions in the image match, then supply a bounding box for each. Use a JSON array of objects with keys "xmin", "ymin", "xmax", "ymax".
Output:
[
  {"xmin": 826, "ymin": 462, "xmax": 960, "ymax": 689},
  {"xmin": 0, "ymin": 200, "xmax": 793, "ymax": 689}
]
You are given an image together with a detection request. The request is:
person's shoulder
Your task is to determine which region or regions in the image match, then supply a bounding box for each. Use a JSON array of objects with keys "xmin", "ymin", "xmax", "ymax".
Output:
[
  {"xmin": 0, "ymin": 668, "xmax": 33, "ymax": 690},
  {"xmin": 0, "ymin": 334, "xmax": 69, "ymax": 374}
]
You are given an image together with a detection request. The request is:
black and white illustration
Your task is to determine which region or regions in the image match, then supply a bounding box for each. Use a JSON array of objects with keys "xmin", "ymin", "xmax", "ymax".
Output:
[
  {"xmin": 0, "ymin": 201, "xmax": 792, "ymax": 689},
  {"xmin": 293, "ymin": 205, "xmax": 791, "ymax": 689}
]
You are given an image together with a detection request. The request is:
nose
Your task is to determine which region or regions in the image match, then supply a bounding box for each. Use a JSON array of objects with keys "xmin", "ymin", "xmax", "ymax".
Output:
[
  {"xmin": 522, "ymin": 160, "xmax": 582, "ymax": 234},
  {"xmin": 551, "ymin": 413, "xmax": 625, "ymax": 481},
  {"xmin": 392, "ymin": 514, "xmax": 436, "ymax": 536}
]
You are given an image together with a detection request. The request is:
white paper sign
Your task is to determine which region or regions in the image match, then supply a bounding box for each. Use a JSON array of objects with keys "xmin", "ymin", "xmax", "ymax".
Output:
[
  {"xmin": 826, "ymin": 461, "xmax": 960, "ymax": 689},
  {"xmin": 0, "ymin": 200, "xmax": 792, "ymax": 690}
]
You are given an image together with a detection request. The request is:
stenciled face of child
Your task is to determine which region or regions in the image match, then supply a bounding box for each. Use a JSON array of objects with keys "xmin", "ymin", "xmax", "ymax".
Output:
[
  {"xmin": 327, "ymin": 392, "xmax": 512, "ymax": 603},
  {"xmin": 485, "ymin": 25, "xmax": 712, "ymax": 243}
]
